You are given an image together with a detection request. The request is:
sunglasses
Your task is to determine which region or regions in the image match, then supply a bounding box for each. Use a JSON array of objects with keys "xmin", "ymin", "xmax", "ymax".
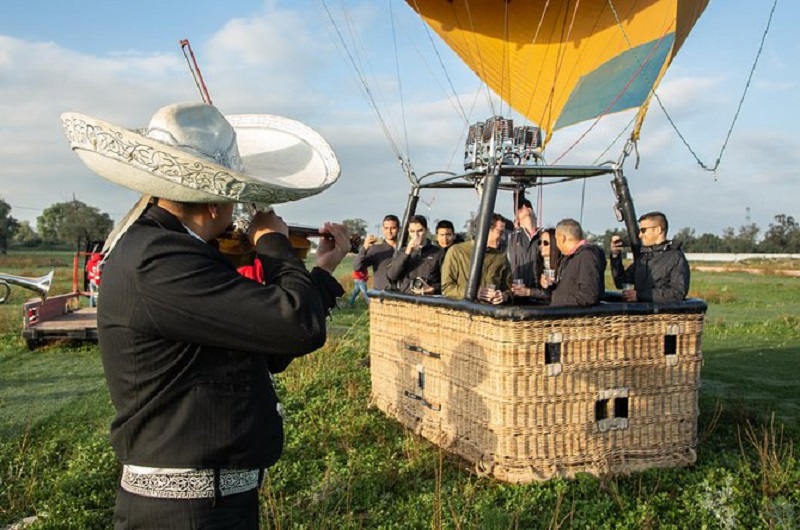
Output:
[
  {"xmin": 639, "ymin": 226, "xmax": 658, "ymax": 233},
  {"xmin": 539, "ymin": 240, "xmax": 550, "ymax": 246}
]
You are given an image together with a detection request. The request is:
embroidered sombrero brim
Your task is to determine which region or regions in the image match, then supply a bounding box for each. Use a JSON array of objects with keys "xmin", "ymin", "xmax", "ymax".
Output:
[{"xmin": 61, "ymin": 111, "xmax": 340, "ymax": 204}]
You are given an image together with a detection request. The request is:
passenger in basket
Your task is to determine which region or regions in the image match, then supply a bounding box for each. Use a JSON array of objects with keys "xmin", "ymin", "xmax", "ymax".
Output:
[
  {"xmin": 508, "ymin": 198, "xmax": 549, "ymax": 303},
  {"xmin": 62, "ymin": 101, "xmax": 349, "ymax": 529},
  {"xmin": 538, "ymin": 227, "xmax": 563, "ymax": 275},
  {"xmin": 353, "ymin": 214, "xmax": 399, "ymax": 291},
  {"xmin": 441, "ymin": 213, "xmax": 512, "ymax": 304},
  {"xmin": 433, "ymin": 219, "xmax": 462, "ymax": 253},
  {"xmin": 543, "ymin": 218, "xmax": 606, "ymax": 307},
  {"xmin": 387, "ymin": 214, "xmax": 444, "ymax": 294},
  {"xmin": 610, "ymin": 211, "xmax": 690, "ymax": 303}
]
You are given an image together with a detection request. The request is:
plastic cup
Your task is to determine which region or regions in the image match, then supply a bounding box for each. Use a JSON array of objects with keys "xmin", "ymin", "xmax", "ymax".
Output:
[
  {"xmin": 513, "ymin": 279, "xmax": 524, "ymax": 287},
  {"xmin": 622, "ymin": 283, "xmax": 634, "ymax": 291}
]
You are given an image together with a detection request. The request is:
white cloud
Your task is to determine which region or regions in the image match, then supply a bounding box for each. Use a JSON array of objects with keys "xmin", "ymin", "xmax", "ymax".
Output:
[{"xmin": 1, "ymin": 1, "xmax": 797, "ymax": 243}]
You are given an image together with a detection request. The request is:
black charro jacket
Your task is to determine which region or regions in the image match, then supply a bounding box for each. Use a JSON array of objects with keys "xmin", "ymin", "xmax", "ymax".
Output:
[
  {"xmin": 97, "ymin": 205, "xmax": 342, "ymax": 469},
  {"xmin": 610, "ymin": 240, "xmax": 690, "ymax": 303},
  {"xmin": 550, "ymin": 242, "xmax": 606, "ymax": 307}
]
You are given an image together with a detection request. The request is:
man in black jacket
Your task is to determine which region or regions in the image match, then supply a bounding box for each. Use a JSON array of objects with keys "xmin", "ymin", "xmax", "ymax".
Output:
[
  {"xmin": 387, "ymin": 214, "xmax": 443, "ymax": 294},
  {"xmin": 610, "ymin": 211, "xmax": 690, "ymax": 303},
  {"xmin": 545, "ymin": 218, "xmax": 606, "ymax": 307},
  {"xmin": 353, "ymin": 214, "xmax": 399, "ymax": 290},
  {"xmin": 62, "ymin": 102, "xmax": 348, "ymax": 529}
]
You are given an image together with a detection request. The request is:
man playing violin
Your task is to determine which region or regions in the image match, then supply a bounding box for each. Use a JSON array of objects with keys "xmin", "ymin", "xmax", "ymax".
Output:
[{"xmin": 62, "ymin": 101, "xmax": 348, "ymax": 529}]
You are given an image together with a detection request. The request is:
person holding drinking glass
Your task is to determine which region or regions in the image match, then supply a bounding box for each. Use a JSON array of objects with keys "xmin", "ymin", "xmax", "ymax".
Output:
[{"xmin": 610, "ymin": 211, "xmax": 690, "ymax": 303}]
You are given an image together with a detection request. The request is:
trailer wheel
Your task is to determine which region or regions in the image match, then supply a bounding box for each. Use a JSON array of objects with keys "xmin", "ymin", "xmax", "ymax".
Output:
[{"xmin": 25, "ymin": 338, "xmax": 41, "ymax": 350}]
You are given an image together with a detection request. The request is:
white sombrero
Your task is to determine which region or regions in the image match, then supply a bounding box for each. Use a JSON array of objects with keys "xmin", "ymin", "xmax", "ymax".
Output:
[{"xmin": 61, "ymin": 101, "xmax": 340, "ymax": 204}]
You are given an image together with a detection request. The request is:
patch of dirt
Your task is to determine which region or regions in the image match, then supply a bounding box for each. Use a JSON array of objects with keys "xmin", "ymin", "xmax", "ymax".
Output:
[{"xmin": 692, "ymin": 266, "xmax": 800, "ymax": 277}]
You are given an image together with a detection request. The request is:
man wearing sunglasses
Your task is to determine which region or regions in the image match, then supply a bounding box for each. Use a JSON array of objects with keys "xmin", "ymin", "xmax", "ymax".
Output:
[{"xmin": 610, "ymin": 211, "xmax": 690, "ymax": 303}]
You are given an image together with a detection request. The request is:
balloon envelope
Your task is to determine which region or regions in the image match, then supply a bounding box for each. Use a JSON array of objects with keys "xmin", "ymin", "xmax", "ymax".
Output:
[{"xmin": 407, "ymin": 0, "xmax": 709, "ymax": 143}]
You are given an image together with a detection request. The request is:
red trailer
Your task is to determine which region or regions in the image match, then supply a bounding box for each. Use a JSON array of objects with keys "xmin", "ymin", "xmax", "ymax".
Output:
[{"xmin": 21, "ymin": 252, "xmax": 99, "ymax": 350}]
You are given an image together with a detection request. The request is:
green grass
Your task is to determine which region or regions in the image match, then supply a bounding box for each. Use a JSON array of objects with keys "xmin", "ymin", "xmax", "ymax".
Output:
[
  {"xmin": 690, "ymin": 271, "xmax": 800, "ymax": 325},
  {"xmin": 0, "ymin": 252, "xmax": 798, "ymax": 529},
  {"xmin": 0, "ymin": 345, "xmax": 105, "ymax": 440},
  {"xmin": 701, "ymin": 317, "xmax": 800, "ymax": 427}
]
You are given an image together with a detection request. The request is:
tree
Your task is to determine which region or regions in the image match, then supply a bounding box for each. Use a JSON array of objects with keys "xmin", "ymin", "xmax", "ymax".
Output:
[
  {"xmin": 463, "ymin": 211, "xmax": 478, "ymax": 240},
  {"xmin": 37, "ymin": 200, "xmax": 114, "ymax": 249},
  {"xmin": 592, "ymin": 228, "xmax": 628, "ymax": 253},
  {"xmin": 721, "ymin": 223, "xmax": 759, "ymax": 253},
  {"xmin": 342, "ymin": 218, "xmax": 368, "ymax": 238},
  {"xmin": 673, "ymin": 227, "xmax": 696, "ymax": 249},
  {"xmin": 759, "ymin": 214, "xmax": 800, "ymax": 253},
  {"xmin": 691, "ymin": 233, "xmax": 725, "ymax": 253},
  {"xmin": 12, "ymin": 221, "xmax": 41, "ymax": 247},
  {"xmin": 0, "ymin": 198, "xmax": 20, "ymax": 255}
]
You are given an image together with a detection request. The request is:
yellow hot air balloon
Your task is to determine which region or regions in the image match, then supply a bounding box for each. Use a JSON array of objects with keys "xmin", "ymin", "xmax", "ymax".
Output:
[{"xmin": 406, "ymin": 0, "xmax": 709, "ymax": 145}]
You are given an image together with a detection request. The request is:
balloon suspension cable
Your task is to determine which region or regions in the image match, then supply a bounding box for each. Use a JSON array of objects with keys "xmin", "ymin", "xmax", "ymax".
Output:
[
  {"xmin": 180, "ymin": 39, "xmax": 213, "ymax": 105},
  {"xmin": 649, "ymin": 0, "xmax": 777, "ymax": 178},
  {"xmin": 399, "ymin": 156, "xmax": 417, "ymax": 187},
  {"xmin": 616, "ymin": 137, "xmax": 640, "ymax": 171}
]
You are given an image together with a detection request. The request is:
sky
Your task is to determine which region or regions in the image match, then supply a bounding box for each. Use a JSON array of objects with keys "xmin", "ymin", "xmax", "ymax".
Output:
[{"xmin": 1, "ymin": 0, "xmax": 797, "ymax": 239}]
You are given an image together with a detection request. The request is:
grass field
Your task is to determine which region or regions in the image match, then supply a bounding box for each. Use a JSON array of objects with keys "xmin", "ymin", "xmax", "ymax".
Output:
[{"xmin": 0, "ymin": 251, "xmax": 798, "ymax": 529}]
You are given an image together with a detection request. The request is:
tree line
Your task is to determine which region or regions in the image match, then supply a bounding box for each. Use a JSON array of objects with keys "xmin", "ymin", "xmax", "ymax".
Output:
[
  {"xmin": 1, "ymin": 198, "xmax": 798, "ymax": 254},
  {"xmin": 0, "ymin": 198, "xmax": 113, "ymax": 254}
]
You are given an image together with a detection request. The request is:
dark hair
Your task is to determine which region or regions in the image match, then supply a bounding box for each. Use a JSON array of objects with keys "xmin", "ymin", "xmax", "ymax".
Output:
[
  {"xmin": 491, "ymin": 213, "xmax": 507, "ymax": 227},
  {"xmin": 436, "ymin": 220, "xmax": 454, "ymax": 232},
  {"xmin": 540, "ymin": 227, "xmax": 563, "ymax": 270},
  {"xmin": 639, "ymin": 211, "xmax": 668, "ymax": 233},
  {"xmin": 408, "ymin": 214, "xmax": 428, "ymax": 229},
  {"xmin": 383, "ymin": 214, "xmax": 400, "ymax": 225},
  {"xmin": 517, "ymin": 198, "xmax": 532, "ymax": 210}
]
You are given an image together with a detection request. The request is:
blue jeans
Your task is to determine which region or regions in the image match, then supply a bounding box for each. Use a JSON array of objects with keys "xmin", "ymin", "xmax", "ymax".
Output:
[{"xmin": 349, "ymin": 280, "xmax": 369, "ymax": 305}]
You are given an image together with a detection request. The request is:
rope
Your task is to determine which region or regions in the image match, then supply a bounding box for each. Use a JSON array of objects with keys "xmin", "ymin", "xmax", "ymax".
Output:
[
  {"xmin": 409, "ymin": 0, "xmax": 471, "ymax": 127},
  {"xmin": 539, "ymin": 0, "xmax": 581, "ymax": 146},
  {"xmin": 652, "ymin": 0, "xmax": 779, "ymax": 177},
  {"xmin": 579, "ymin": 179, "xmax": 586, "ymax": 226},
  {"xmin": 593, "ymin": 114, "xmax": 637, "ymax": 165},
  {"xmin": 388, "ymin": 0, "xmax": 412, "ymax": 161},
  {"xmin": 319, "ymin": 0, "xmax": 406, "ymax": 165},
  {"xmin": 600, "ymin": 0, "xmax": 778, "ymax": 176},
  {"xmin": 553, "ymin": 1, "xmax": 672, "ymax": 164},
  {"xmin": 500, "ymin": 0, "xmax": 511, "ymax": 118},
  {"xmin": 457, "ymin": 0, "xmax": 499, "ymax": 118},
  {"xmin": 521, "ymin": 0, "xmax": 551, "ymax": 122}
]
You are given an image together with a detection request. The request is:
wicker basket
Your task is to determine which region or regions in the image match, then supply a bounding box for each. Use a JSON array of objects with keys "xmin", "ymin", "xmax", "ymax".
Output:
[{"xmin": 369, "ymin": 293, "xmax": 706, "ymax": 482}]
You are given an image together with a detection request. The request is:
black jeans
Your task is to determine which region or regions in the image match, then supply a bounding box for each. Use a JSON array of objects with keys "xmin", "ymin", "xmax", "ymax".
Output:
[{"xmin": 114, "ymin": 487, "xmax": 260, "ymax": 529}]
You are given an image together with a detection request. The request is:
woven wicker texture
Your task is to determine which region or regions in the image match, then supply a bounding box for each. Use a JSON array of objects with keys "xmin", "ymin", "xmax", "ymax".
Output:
[{"xmin": 370, "ymin": 298, "xmax": 704, "ymax": 483}]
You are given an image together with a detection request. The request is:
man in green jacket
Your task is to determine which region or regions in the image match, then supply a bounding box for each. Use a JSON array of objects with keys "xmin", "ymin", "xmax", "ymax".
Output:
[{"xmin": 441, "ymin": 213, "xmax": 511, "ymax": 303}]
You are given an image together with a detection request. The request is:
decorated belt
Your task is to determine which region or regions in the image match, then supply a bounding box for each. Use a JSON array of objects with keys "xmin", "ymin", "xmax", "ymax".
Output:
[{"xmin": 121, "ymin": 466, "xmax": 261, "ymax": 499}]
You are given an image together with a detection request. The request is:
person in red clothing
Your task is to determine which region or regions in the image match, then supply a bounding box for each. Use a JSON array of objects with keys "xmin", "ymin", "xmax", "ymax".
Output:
[
  {"xmin": 85, "ymin": 252, "xmax": 104, "ymax": 307},
  {"xmin": 348, "ymin": 267, "xmax": 369, "ymax": 306}
]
